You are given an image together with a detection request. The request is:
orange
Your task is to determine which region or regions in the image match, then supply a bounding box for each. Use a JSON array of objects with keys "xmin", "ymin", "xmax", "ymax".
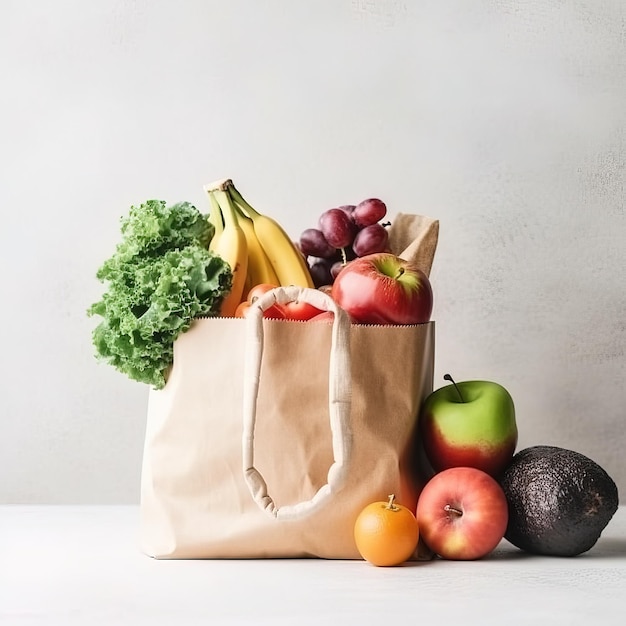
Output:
[{"xmin": 354, "ymin": 494, "xmax": 419, "ymax": 566}]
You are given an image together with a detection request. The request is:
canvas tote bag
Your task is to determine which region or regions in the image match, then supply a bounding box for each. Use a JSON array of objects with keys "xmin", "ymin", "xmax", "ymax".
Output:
[{"xmin": 140, "ymin": 214, "xmax": 438, "ymax": 560}]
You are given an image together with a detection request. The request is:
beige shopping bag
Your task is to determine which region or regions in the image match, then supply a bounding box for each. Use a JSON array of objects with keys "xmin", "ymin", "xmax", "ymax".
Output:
[{"xmin": 140, "ymin": 213, "xmax": 438, "ymax": 559}]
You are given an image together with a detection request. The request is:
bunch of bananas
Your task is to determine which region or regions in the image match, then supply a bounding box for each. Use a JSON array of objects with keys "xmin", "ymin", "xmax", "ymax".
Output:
[{"xmin": 205, "ymin": 179, "xmax": 314, "ymax": 316}]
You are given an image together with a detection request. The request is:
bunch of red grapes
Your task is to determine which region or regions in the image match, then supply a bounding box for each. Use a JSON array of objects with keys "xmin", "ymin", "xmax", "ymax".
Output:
[{"xmin": 299, "ymin": 198, "xmax": 390, "ymax": 288}]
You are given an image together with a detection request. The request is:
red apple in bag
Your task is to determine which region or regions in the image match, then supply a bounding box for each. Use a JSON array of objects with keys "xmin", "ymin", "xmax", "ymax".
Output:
[{"xmin": 331, "ymin": 253, "xmax": 433, "ymax": 325}]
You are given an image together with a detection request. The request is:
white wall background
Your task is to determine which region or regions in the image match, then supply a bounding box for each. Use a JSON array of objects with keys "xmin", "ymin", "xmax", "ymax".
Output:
[{"xmin": 1, "ymin": 0, "xmax": 624, "ymax": 504}]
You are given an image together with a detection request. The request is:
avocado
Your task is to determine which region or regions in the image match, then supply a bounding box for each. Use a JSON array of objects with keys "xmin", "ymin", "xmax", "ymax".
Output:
[{"xmin": 499, "ymin": 445, "xmax": 619, "ymax": 557}]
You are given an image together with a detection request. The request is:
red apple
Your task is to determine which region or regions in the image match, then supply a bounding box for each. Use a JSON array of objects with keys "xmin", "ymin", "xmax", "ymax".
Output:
[
  {"xmin": 330, "ymin": 253, "xmax": 433, "ymax": 325},
  {"xmin": 415, "ymin": 467, "xmax": 508, "ymax": 560}
]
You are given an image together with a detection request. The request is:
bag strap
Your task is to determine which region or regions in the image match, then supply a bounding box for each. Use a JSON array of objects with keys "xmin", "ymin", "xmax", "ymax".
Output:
[{"xmin": 242, "ymin": 285, "xmax": 352, "ymax": 521}]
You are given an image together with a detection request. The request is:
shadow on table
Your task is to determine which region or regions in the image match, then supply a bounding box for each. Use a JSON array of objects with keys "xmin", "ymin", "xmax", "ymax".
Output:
[
  {"xmin": 334, "ymin": 533, "xmax": 626, "ymax": 566},
  {"xmin": 488, "ymin": 536, "xmax": 626, "ymax": 561},
  {"xmin": 582, "ymin": 536, "xmax": 626, "ymax": 559}
]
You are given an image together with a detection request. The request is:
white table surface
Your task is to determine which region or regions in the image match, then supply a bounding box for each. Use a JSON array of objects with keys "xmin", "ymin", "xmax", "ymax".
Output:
[{"xmin": 1, "ymin": 505, "xmax": 625, "ymax": 625}]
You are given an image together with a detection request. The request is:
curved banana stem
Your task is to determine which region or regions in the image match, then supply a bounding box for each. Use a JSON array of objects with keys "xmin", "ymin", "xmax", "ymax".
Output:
[
  {"xmin": 227, "ymin": 183, "xmax": 260, "ymax": 219},
  {"xmin": 208, "ymin": 192, "xmax": 224, "ymax": 236},
  {"xmin": 214, "ymin": 187, "xmax": 239, "ymax": 231}
]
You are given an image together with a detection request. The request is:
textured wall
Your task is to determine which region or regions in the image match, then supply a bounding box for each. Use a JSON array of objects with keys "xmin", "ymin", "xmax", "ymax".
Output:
[{"xmin": 1, "ymin": 0, "xmax": 624, "ymax": 503}]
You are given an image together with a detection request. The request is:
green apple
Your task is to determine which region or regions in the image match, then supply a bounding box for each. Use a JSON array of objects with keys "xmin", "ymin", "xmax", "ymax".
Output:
[{"xmin": 420, "ymin": 375, "xmax": 518, "ymax": 477}]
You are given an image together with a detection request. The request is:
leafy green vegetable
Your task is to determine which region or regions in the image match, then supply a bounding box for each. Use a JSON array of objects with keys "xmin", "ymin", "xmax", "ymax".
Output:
[{"xmin": 88, "ymin": 200, "xmax": 232, "ymax": 389}]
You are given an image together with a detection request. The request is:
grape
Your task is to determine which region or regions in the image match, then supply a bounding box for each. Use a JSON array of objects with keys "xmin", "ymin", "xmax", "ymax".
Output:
[
  {"xmin": 301, "ymin": 198, "xmax": 390, "ymax": 286},
  {"xmin": 308, "ymin": 259, "xmax": 333, "ymax": 288},
  {"xmin": 299, "ymin": 228, "xmax": 336, "ymax": 259},
  {"xmin": 337, "ymin": 204, "xmax": 356, "ymax": 218},
  {"xmin": 319, "ymin": 208, "xmax": 357, "ymax": 248},
  {"xmin": 330, "ymin": 260, "xmax": 346, "ymax": 279},
  {"xmin": 353, "ymin": 198, "xmax": 387, "ymax": 228},
  {"xmin": 352, "ymin": 223, "xmax": 389, "ymax": 257}
]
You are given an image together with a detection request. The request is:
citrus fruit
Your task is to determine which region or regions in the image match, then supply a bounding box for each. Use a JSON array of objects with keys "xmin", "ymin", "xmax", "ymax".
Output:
[{"xmin": 354, "ymin": 494, "xmax": 419, "ymax": 566}]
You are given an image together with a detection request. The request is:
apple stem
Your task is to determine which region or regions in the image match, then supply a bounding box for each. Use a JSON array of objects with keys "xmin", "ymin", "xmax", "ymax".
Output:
[
  {"xmin": 444, "ymin": 373, "xmax": 465, "ymax": 403},
  {"xmin": 386, "ymin": 494, "xmax": 399, "ymax": 511},
  {"xmin": 340, "ymin": 247, "xmax": 348, "ymax": 265},
  {"xmin": 444, "ymin": 504, "xmax": 463, "ymax": 518},
  {"xmin": 394, "ymin": 267, "xmax": 405, "ymax": 280}
]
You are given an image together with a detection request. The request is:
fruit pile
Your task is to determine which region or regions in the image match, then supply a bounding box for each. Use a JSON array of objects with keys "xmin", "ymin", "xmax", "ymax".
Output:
[
  {"xmin": 203, "ymin": 185, "xmax": 618, "ymax": 566},
  {"xmin": 90, "ymin": 178, "xmax": 436, "ymax": 388},
  {"xmin": 353, "ymin": 374, "xmax": 619, "ymax": 566},
  {"xmin": 91, "ymin": 178, "xmax": 619, "ymax": 564},
  {"xmin": 205, "ymin": 180, "xmax": 433, "ymax": 326},
  {"xmin": 298, "ymin": 199, "xmax": 391, "ymax": 288}
]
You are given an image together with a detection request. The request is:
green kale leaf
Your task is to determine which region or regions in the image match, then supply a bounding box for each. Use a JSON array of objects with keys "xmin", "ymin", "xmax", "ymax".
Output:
[{"xmin": 88, "ymin": 200, "xmax": 231, "ymax": 389}]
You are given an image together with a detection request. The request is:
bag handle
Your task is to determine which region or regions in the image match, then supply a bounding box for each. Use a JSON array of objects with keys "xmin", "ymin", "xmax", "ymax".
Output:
[{"xmin": 242, "ymin": 285, "xmax": 352, "ymax": 521}]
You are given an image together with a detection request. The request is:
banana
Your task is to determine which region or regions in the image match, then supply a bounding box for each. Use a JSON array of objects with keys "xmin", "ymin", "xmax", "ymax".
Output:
[
  {"xmin": 207, "ymin": 190, "xmax": 224, "ymax": 241},
  {"xmin": 207, "ymin": 193, "xmax": 224, "ymax": 255},
  {"xmin": 227, "ymin": 181, "xmax": 314, "ymax": 289},
  {"xmin": 232, "ymin": 201, "xmax": 280, "ymax": 297},
  {"xmin": 204, "ymin": 183, "xmax": 248, "ymax": 316}
]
